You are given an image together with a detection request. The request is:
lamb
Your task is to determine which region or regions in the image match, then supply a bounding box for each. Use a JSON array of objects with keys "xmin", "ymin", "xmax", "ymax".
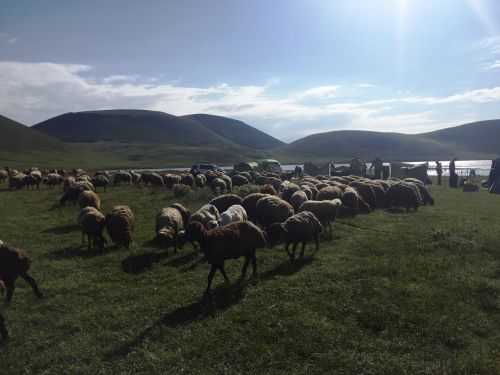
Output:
[
  {"xmin": 298, "ymin": 199, "xmax": 342, "ymax": 239},
  {"xmin": 241, "ymin": 193, "xmax": 269, "ymax": 223},
  {"xmin": 0, "ymin": 242, "xmax": 43, "ymax": 302},
  {"xmin": 189, "ymin": 204, "xmax": 221, "ymax": 229},
  {"xmin": 267, "ymin": 211, "xmax": 323, "ymax": 261},
  {"xmin": 155, "ymin": 207, "xmax": 185, "ymax": 253},
  {"xmin": 220, "ymin": 204, "xmax": 248, "ymax": 226},
  {"xmin": 106, "ymin": 206, "xmax": 135, "ymax": 249},
  {"xmin": 290, "ymin": 190, "xmax": 308, "ymax": 211},
  {"xmin": 255, "ymin": 195, "xmax": 294, "ymax": 229},
  {"xmin": 78, "ymin": 190, "xmax": 101, "ymax": 210},
  {"xmin": 78, "ymin": 207, "xmax": 107, "ymax": 251},
  {"xmin": 185, "ymin": 221, "xmax": 267, "ymax": 295},
  {"xmin": 209, "ymin": 194, "xmax": 243, "ymax": 214}
]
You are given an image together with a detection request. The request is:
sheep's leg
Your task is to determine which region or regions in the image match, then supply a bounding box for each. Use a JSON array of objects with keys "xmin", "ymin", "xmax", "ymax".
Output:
[
  {"xmin": 291, "ymin": 243, "xmax": 299, "ymax": 262},
  {"xmin": 300, "ymin": 241, "xmax": 306, "ymax": 258},
  {"xmin": 251, "ymin": 252, "xmax": 257, "ymax": 276},
  {"xmin": 205, "ymin": 265, "xmax": 217, "ymax": 295},
  {"xmin": 0, "ymin": 313, "xmax": 8, "ymax": 339},
  {"xmin": 241, "ymin": 256, "xmax": 250, "ymax": 278},
  {"xmin": 329, "ymin": 222, "xmax": 333, "ymax": 240},
  {"xmin": 285, "ymin": 242, "xmax": 293, "ymax": 261},
  {"xmin": 21, "ymin": 273, "xmax": 43, "ymax": 299},
  {"xmin": 4, "ymin": 279, "xmax": 15, "ymax": 303},
  {"xmin": 314, "ymin": 234, "xmax": 320, "ymax": 252},
  {"xmin": 219, "ymin": 264, "xmax": 230, "ymax": 284},
  {"xmin": 81, "ymin": 231, "xmax": 86, "ymax": 245}
]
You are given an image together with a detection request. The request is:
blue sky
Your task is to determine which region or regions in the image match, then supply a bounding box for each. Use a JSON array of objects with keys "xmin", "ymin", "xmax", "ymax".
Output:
[{"xmin": 1, "ymin": 0, "xmax": 500, "ymax": 141}]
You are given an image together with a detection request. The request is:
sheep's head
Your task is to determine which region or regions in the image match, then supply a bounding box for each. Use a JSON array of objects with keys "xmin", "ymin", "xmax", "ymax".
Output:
[
  {"xmin": 157, "ymin": 228, "xmax": 176, "ymax": 248},
  {"xmin": 185, "ymin": 221, "xmax": 205, "ymax": 244}
]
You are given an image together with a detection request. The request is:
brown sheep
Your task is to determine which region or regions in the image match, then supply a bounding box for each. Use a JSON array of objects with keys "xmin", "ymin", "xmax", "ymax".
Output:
[
  {"xmin": 0, "ymin": 243, "xmax": 43, "ymax": 302},
  {"xmin": 290, "ymin": 190, "xmax": 308, "ymax": 211},
  {"xmin": 386, "ymin": 182, "xmax": 421, "ymax": 212},
  {"xmin": 267, "ymin": 211, "xmax": 323, "ymax": 261},
  {"xmin": 155, "ymin": 207, "xmax": 185, "ymax": 253},
  {"xmin": 211, "ymin": 177, "xmax": 227, "ymax": 194},
  {"xmin": 341, "ymin": 187, "xmax": 371, "ymax": 216},
  {"xmin": 163, "ymin": 174, "xmax": 182, "ymax": 189},
  {"xmin": 255, "ymin": 195, "xmax": 294, "ymax": 229},
  {"xmin": 195, "ymin": 174, "xmax": 207, "ymax": 188},
  {"xmin": 260, "ymin": 184, "xmax": 278, "ymax": 196},
  {"xmin": 106, "ymin": 206, "xmax": 135, "ymax": 249},
  {"xmin": 231, "ymin": 174, "xmax": 249, "ymax": 187},
  {"xmin": 241, "ymin": 193, "xmax": 269, "ymax": 223},
  {"xmin": 78, "ymin": 207, "xmax": 107, "ymax": 251},
  {"xmin": 169, "ymin": 203, "xmax": 191, "ymax": 227},
  {"xmin": 349, "ymin": 181, "xmax": 377, "ymax": 209},
  {"xmin": 78, "ymin": 190, "xmax": 101, "ymax": 210},
  {"xmin": 317, "ymin": 186, "xmax": 343, "ymax": 201},
  {"xmin": 299, "ymin": 199, "xmax": 342, "ymax": 239},
  {"xmin": 185, "ymin": 221, "xmax": 267, "ymax": 295},
  {"xmin": 181, "ymin": 174, "xmax": 195, "ymax": 188},
  {"xmin": 209, "ymin": 194, "xmax": 243, "ymax": 214}
]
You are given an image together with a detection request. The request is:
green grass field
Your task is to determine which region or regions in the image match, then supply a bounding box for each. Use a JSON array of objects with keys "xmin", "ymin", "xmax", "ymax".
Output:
[{"xmin": 1, "ymin": 183, "xmax": 500, "ymax": 374}]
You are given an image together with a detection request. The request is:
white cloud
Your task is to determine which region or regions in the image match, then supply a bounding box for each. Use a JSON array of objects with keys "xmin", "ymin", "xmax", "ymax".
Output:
[
  {"xmin": 0, "ymin": 32, "xmax": 18, "ymax": 45},
  {"xmin": 0, "ymin": 61, "xmax": 497, "ymax": 141}
]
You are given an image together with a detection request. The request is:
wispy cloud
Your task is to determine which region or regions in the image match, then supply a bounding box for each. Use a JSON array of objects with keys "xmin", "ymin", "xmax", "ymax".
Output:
[
  {"xmin": 0, "ymin": 32, "xmax": 18, "ymax": 45},
  {"xmin": 0, "ymin": 61, "xmax": 496, "ymax": 141}
]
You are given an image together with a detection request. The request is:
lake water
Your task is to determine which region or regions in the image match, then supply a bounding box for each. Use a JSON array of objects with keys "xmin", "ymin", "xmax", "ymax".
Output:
[{"xmin": 125, "ymin": 160, "xmax": 493, "ymax": 177}]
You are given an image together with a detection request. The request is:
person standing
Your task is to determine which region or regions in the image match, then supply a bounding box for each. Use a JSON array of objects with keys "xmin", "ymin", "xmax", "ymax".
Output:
[
  {"xmin": 370, "ymin": 157, "xmax": 383, "ymax": 179},
  {"xmin": 449, "ymin": 158, "xmax": 458, "ymax": 188},
  {"xmin": 435, "ymin": 161, "xmax": 443, "ymax": 185}
]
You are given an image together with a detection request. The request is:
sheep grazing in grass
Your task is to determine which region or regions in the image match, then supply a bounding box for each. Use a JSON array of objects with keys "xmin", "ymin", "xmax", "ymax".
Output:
[
  {"xmin": 0, "ymin": 169, "xmax": 8, "ymax": 183},
  {"xmin": 317, "ymin": 186, "xmax": 343, "ymax": 201},
  {"xmin": 8, "ymin": 173, "xmax": 26, "ymax": 190},
  {"xmin": 185, "ymin": 221, "xmax": 267, "ymax": 295},
  {"xmin": 220, "ymin": 204, "xmax": 248, "ymax": 226},
  {"xmin": 255, "ymin": 195, "xmax": 294, "ymax": 229},
  {"xmin": 78, "ymin": 190, "xmax": 101, "ymax": 210},
  {"xmin": 189, "ymin": 204, "xmax": 221, "ymax": 230},
  {"xmin": 78, "ymin": 207, "xmax": 107, "ymax": 251},
  {"xmin": 260, "ymin": 184, "xmax": 278, "ymax": 196},
  {"xmin": 60, "ymin": 185, "xmax": 85, "ymax": 206},
  {"xmin": 155, "ymin": 207, "xmax": 185, "ymax": 253},
  {"xmin": 163, "ymin": 174, "xmax": 182, "ymax": 188},
  {"xmin": 385, "ymin": 182, "xmax": 421, "ymax": 212},
  {"xmin": 92, "ymin": 174, "xmax": 109, "ymax": 192},
  {"xmin": 25, "ymin": 171, "xmax": 42, "ymax": 190},
  {"xmin": 349, "ymin": 181, "xmax": 377, "ymax": 210},
  {"xmin": 211, "ymin": 177, "xmax": 228, "ymax": 194},
  {"xmin": 404, "ymin": 178, "xmax": 435, "ymax": 205},
  {"xmin": 44, "ymin": 173, "xmax": 64, "ymax": 188},
  {"xmin": 106, "ymin": 206, "xmax": 135, "ymax": 249},
  {"xmin": 290, "ymin": 190, "xmax": 308, "ymax": 211},
  {"xmin": 113, "ymin": 172, "xmax": 132, "ymax": 185},
  {"xmin": 169, "ymin": 203, "xmax": 191, "ymax": 227},
  {"xmin": 0, "ymin": 242, "xmax": 43, "ymax": 303},
  {"xmin": 267, "ymin": 211, "xmax": 323, "ymax": 261},
  {"xmin": 141, "ymin": 172, "xmax": 164, "ymax": 187},
  {"xmin": 341, "ymin": 186, "xmax": 371, "ymax": 216},
  {"xmin": 209, "ymin": 194, "xmax": 243, "ymax": 214},
  {"xmin": 298, "ymin": 199, "xmax": 342, "ymax": 239}
]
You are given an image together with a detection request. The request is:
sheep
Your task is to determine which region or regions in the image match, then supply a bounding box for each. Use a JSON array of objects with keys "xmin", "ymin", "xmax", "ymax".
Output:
[
  {"xmin": 256, "ymin": 176, "xmax": 282, "ymax": 190},
  {"xmin": 185, "ymin": 221, "xmax": 267, "ymax": 295},
  {"xmin": 317, "ymin": 186, "xmax": 343, "ymax": 201},
  {"xmin": 231, "ymin": 174, "xmax": 249, "ymax": 187},
  {"xmin": 113, "ymin": 172, "xmax": 132, "ymax": 185},
  {"xmin": 267, "ymin": 211, "xmax": 323, "ymax": 261},
  {"xmin": 195, "ymin": 174, "xmax": 207, "ymax": 188},
  {"xmin": 260, "ymin": 184, "xmax": 278, "ymax": 196},
  {"xmin": 290, "ymin": 190, "xmax": 308, "ymax": 211},
  {"xmin": 106, "ymin": 206, "xmax": 135, "ymax": 249},
  {"xmin": 60, "ymin": 185, "xmax": 85, "ymax": 206},
  {"xmin": 8, "ymin": 173, "xmax": 26, "ymax": 190},
  {"xmin": 255, "ymin": 195, "xmax": 294, "ymax": 229},
  {"xmin": 163, "ymin": 174, "xmax": 181, "ymax": 189},
  {"xmin": 209, "ymin": 194, "xmax": 243, "ymax": 214},
  {"xmin": 169, "ymin": 203, "xmax": 191, "ymax": 227},
  {"xmin": 44, "ymin": 173, "xmax": 64, "ymax": 188},
  {"xmin": 0, "ymin": 169, "xmax": 8, "ymax": 183},
  {"xmin": 220, "ymin": 204, "xmax": 248, "ymax": 226},
  {"xmin": 385, "ymin": 182, "xmax": 421, "ymax": 212},
  {"xmin": 63, "ymin": 176, "xmax": 75, "ymax": 192},
  {"xmin": 130, "ymin": 171, "xmax": 142, "ymax": 184},
  {"xmin": 155, "ymin": 207, "xmax": 185, "ymax": 253},
  {"xmin": 141, "ymin": 172, "xmax": 164, "ymax": 187},
  {"xmin": 349, "ymin": 181, "xmax": 377, "ymax": 210},
  {"xmin": 298, "ymin": 199, "xmax": 342, "ymax": 239},
  {"xmin": 25, "ymin": 171, "xmax": 42, "ymax": 190},
  {"xmin": 92, "ymin": 174, "xmax": 109, "ymax": 192},
  {"xmin": 404, "ymin": 178, "xmax": 435, "ymax": 205},
  {"xmin": 180, "ymin": 174, "xmax": 195, "ymax": 188},
  {"xmin": 78, "ymin": 190, "xmax": 101, "ymax": 210},
  {"xmin": 241, "ymin": 193, "xmax": 269, "ymax": 223},
  {"xmin": 220, "ymin": 174, "xmax": 233, "ymax": 192},
  {"xmin": 340, "ymin": 187, "xmax": 371, "ymax": 216},
  {"xmin": 78, "ymin": 207, "xmax": 107, "ymax": 251},
  {"xmin": 190, "ymin": 204, "xmax": 221, "ymax": 230},
  {"xmin": 211, "ymin": 177, "xmax": 227, "ymax": 194},
  {"xmin": 281, "ymin": 182, "xmax": 301, "ymax": 203},
  {"xmin": 0, "ymin": 242, "xmax": 43, "ymax": 302}
]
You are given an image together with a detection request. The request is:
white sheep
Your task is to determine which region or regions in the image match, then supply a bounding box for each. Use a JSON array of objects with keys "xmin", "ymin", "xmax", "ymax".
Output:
[{"xmin": 220, "ymin": 204, "xmax": 248, "ymax": 226}]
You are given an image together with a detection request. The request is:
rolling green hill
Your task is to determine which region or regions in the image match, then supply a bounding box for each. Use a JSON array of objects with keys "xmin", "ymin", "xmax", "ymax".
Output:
[
  {"xmin": 276, "ymin": 120, "xmax": 500, "ymax": 162},
  {"xmin": 182, "ymin": 114, "xmax": 284, "ymax": 150}
]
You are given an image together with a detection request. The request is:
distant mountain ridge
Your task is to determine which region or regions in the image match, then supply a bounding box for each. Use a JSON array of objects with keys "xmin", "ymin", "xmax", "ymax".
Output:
[{"xmin": 33, "ymin": 110, "xmax": 283, "ymax": 150}]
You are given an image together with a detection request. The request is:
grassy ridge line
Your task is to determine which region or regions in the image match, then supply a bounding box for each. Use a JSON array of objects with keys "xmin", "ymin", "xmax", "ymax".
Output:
[{"xmin": 0, "ymin": 184, "xmax": 500, "ymax": 374}]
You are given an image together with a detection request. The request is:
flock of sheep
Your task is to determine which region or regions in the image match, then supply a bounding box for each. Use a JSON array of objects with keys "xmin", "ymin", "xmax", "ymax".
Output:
[{"xmin": 0, "ymin": 166, "xmax": 435, "ymax": 340}]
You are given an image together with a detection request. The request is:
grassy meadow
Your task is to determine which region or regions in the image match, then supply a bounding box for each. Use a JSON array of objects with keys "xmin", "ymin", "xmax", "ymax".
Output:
[{"xmin": 1, "ymin": 182, "xmax": 500, "ymax": 374}]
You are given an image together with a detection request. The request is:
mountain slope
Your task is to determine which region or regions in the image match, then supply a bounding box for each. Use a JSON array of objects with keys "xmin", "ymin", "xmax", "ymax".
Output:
[
  {"xmin": 0, "ymin": 114, "xmax": 64, "ymax": 152},
  {"xmin": 33, "ymin": 110, "xmax": 238, "ymax": 147},
  {"xmin": 276, "ymin": 119, "xmax": 500, "ymax": 162},
  {"xmin": 182, "ymin": 114, "xmax": 284, "ymax": 150}
]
